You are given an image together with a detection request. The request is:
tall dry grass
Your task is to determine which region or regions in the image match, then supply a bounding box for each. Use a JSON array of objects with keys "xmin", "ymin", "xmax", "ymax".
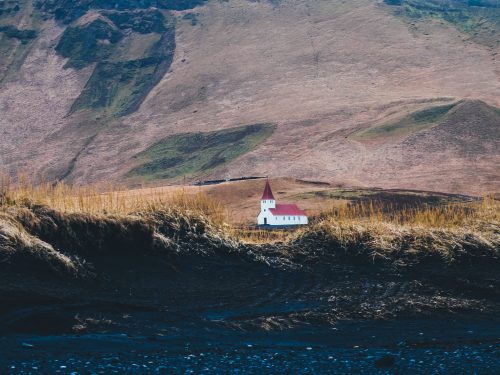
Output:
[
  {"xmin": 315, "ymin": 197, "xmax": 498, "ymax": 229},
  {"xmin": 0, "ymin": 174, "xmax": 226, "ymax": 227},
  {"xmin": 288, "ymin": 197, "xmax": 500, "ymax": 259},
  {"xmin": 234, "ymin": 197, "xmax": 499, "ymax": 244},
  {"xmin": 2, "ymin": 173, "xmax": 498, "ymax": 249}
]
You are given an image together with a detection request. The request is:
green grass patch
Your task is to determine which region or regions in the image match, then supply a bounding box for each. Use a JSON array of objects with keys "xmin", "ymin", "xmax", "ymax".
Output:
[
  {"xmin": 354, "ymin": 103, "xmax": 456, "ymax": 140},
  {"xmin": 70, "ymin": 58, "xmax": 154, "ymax": 115},
  {"xmin": 128, "ymin": 124, "xmax": 276, "ymax": 181},
  {"xmin": 69, "ymin": 29, "xmax": 175, "ymax": 116}
]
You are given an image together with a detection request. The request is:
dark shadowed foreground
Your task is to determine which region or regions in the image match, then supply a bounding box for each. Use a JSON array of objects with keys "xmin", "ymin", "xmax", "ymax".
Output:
[{"xmin": 0, "ymin": 204, "xmax": 499, "ymax": 373}]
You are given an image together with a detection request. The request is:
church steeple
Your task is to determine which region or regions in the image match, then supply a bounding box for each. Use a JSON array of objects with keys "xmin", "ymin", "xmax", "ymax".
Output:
[
  {"xmin": 261, "ymin": 179, "xmax": 276, "ymax": 212},
  {"xmin": 261, "ymin": 179, "xmax": 275, "ymax": 200}
]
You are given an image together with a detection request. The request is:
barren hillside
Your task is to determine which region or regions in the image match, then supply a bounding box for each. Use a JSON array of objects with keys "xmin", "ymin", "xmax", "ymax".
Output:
[{"xmin": 0, "ymin": 0, "xmax": 498, "ymax": 194}]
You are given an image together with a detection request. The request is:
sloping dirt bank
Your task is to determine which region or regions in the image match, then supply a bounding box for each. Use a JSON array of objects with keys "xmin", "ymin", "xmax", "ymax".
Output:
[
  {"xmin": 1, "ymin": 203, "xmax": 498, "ymax": 325},
  {"xmin": 0, "ymin": 203, "xmax": 499, "ymax": 372}
]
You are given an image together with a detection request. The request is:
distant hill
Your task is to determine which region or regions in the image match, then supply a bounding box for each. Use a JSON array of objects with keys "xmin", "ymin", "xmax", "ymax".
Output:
[
  {"xmin": 348, "ymin": 100, "xmax": 500, "ymax": 193},
  {"xmin": 0, "ymin": 0, "xmax": 498, "ymax": 194}
]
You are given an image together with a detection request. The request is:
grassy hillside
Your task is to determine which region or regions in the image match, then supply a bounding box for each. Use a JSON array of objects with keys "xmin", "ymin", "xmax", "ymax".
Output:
[
  {"xmin": 55, "ymin": 18, "xmax": 123, "ymax": 69},
  {"xmin": 0, "ymin": 0, "xmax": 498, "ymax": 193},
  {"xmin": 404, "ymin": 100, "xmax": 500, "ymax": 156},
  {"xmin": 128, "ymin": 123, "xmax": 276, "ymax": 181},
  {"xmin": 354, "ymin": 103, "xmax": 457, "ymax": 140}
]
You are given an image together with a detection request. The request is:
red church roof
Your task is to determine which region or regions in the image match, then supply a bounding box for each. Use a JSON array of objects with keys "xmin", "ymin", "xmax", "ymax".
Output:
[
  {"xmin": 261, "ymin": 180, "xmax": 275, "ymax": 200},
  {"xmin": 270, "ymin": 204, "xmax": 307, "ymax": 217}
]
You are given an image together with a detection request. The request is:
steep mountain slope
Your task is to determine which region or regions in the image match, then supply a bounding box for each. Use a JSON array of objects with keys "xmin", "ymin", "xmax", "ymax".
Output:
[{"xmin": 0, "ymin": 0, "xmax": 498, "ymax": 194}]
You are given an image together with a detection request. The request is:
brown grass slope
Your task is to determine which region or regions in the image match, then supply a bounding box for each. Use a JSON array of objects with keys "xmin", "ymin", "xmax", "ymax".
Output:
[
  {"xmin": 0, "ymin": 0, "xmax": 498, "ymax": 194},
  {"xmin": 403, "ymin": 100, "xmax": 499, "ymax": 156},
  {"xmin": 396, "ymin": 100, "xmax": 500, "ymax": 191}
]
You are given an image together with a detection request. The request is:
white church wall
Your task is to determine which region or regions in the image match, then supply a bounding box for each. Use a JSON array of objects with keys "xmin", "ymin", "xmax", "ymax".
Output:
[
  {"xmin": 271, "ymin": 215, "xmax": 307, "ymax": 226},
  {"xmin": 258, "ymin": 199, "xmax": 276, "ymax": 225},
  {"xmin": 258, "ymin": 214, "xmax": 308, "ymax": 226},
  {"xmin": 261, "ymin": 199, "xmax": 276, "ymax": 210}
]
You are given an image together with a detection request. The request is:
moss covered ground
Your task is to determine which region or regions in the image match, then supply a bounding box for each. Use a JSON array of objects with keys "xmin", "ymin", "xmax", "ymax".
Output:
[
  {"xmin": 128, "ymin": 124, "xmax": 276, "ymax": 181},
  {"xmin": 354, "ymin": 103, "xmax": 457, "ymax": 140}
]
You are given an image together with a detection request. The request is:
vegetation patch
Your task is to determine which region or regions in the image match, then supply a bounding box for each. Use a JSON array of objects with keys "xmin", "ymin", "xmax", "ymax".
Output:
[
  {"xmin": 71, "ymin": 29, "xmax": 174, "ymax": 116},
  {"xmin": 56, "ymin": 18, "xmax": 122, "ymax": 69},
  {"xmin": 0, "ymin": 0, "xmax": 21, "ymax": 17},
  {"xmin": 35, "ymin": 0, "xmax": 208, "ymax": 23},
  {"xmin": 36, "ymin": 1, "xmax": 211, "ymax": 117},
  {"xmin": 299, "ymin": 188, "xmax": 475, "ymax": 215},
  {"xmin": 128, "ymin": 124, "xmax": 276, "ymax": 181},
  {"xmin": 103, "ymin": 9, "xmax": 167, "ymax": 34},
  {"xmin": 385, "ymin": 0, "xmax": 500, "ymax": 48},
  {"xmin": 1, "ymin": 179, "xmax": 498, "ymax": 270},
  {"xmin": 71, "ymin": 54, "xmax": 168, "ymax": 115},
  {"xmin": 182, "ymin": 13, "xmax": 198, "ymax": 26},
  {"xmin": 0, "ymin": 25, "xmax": 37, "ymax": 44},
  {"xmin": 55, "ymin": 9, "xmax": 176, "ymax": 117},
  {"xmin": 354, "ymin": 103, "xmax": 456, "ymax": 140}
]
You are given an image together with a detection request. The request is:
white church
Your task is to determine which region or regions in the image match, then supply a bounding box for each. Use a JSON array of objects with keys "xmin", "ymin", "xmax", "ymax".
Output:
[{"xmin": 257, "ymin": 180, "xmax": 308, "ymax": 227}]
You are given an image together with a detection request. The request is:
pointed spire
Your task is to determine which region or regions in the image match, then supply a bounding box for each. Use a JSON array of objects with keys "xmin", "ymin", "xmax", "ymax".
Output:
[{"xmin": 261, "ymin": 179, "xmax": 275, "ymax": 200}]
